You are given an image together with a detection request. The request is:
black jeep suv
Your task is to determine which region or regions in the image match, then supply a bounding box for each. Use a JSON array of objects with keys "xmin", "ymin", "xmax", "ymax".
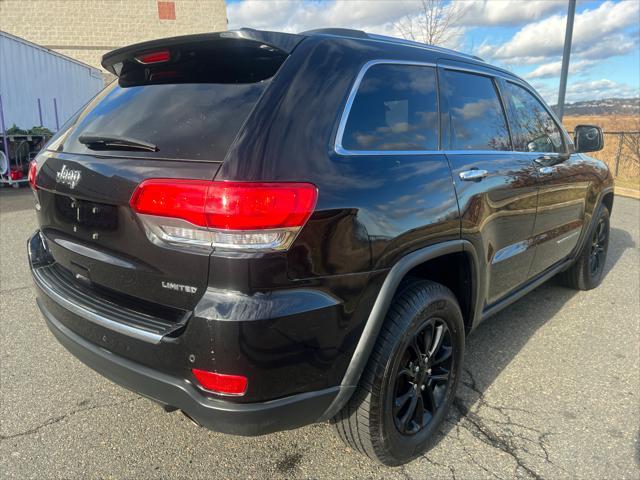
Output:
[{"xmin": 28, "ymin": 28, "xmax": 613, "ymax": 465}]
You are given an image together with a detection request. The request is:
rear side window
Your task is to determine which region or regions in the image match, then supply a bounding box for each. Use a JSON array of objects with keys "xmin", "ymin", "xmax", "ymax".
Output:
[
  {"xmin": 59, "ymin": 82, "xmax": 267, "ymax": 161},
  {"xmin": 503, "ymin": 82, "xmax": 563, "ymax": 153},
  {"xmin": 441, "ymin": 70, "xmax": 510, "ymax": 151},
  {"xmin": 340, "ymin": 64, "xmax": 438, "ymax": 152}
]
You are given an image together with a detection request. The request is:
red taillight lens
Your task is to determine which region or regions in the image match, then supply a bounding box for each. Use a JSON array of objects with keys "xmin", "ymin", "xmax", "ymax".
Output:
[
  {"xmin": 135, "ymin": 49, "xmax": 170, "ymax": 64},
  {"xmin": 192, "ymin": 369, "xmax": 248, "ymax": 396},
  {"xmin": 204, "ymin": 182, "xmax": 318, "ymax": 230},
  {"xmin": 130, "ymin": 179, "xmax": 210, "ymax": 226},
  {"xmin": 130, "ymin": 180, "xmax": 317, "ymax": 252},
  {"xmin": 28, "ymin": 160, "xmax": 38, "ymax": 190}
]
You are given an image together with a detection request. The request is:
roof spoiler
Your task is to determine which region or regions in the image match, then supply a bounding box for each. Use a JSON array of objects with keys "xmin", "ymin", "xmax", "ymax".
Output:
[{"xmin": 101, "ymin": 28, "xmax": 303, "ymax": 76}]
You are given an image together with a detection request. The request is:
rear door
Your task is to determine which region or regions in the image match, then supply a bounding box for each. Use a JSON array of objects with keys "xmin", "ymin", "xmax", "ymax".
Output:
[
  {"xmin": 439, "ymin": 65, "xmax": 539, "ymax": 307},
  {"xmin": 499, "ymin": 80, "xmax": 588, "ymax": 277},
  {"xmin": 33, "ymin": 33, "xmax": 296, "ymax": 310}
]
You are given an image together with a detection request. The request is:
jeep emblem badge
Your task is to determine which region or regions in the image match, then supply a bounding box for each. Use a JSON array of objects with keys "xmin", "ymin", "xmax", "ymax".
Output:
[{"xmin": 56, "ymin": 165, "xmax": 82, "ymax": 189}]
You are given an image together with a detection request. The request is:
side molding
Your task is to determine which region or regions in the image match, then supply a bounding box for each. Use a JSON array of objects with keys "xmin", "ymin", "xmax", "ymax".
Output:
[{"xmin": 320, "ymin": 239, "xmax": 478, "ymax": 420}]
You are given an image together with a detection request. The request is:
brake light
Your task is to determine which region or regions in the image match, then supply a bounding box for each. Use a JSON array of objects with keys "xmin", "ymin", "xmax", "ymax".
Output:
[
  {"xmin": 135, "ymin": 49, "xmax": 170, "ymax": 64},
  {"xmin": 192, "ymin": 369, "xmax": 248, "ymax": 396},
  {"xmin": 130, "ymin": 180, "xmax": 318, "ymax": 252},
  {"xmin": 28, "ymin": 160, "xmax": 38, "ymax": 190}
]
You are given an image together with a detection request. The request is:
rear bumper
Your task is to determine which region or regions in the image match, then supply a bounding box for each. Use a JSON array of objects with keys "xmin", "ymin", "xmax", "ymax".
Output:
[
  {"xmin": 37, "ymin": 297, "xmax": 339, "ymax": 435},
  {"xmin": 28, "ymin": 229, "xmax": 349, "ymax": 435}
]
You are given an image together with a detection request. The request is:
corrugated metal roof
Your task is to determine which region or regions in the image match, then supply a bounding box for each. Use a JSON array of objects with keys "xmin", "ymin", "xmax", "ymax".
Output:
[
  {"xmin": 0, "ymin": 31, "xmax": 102, "ymax": 73},
  {"xmin": 0, "ymin": 31, "xmax": 103, "ymax": 132}
]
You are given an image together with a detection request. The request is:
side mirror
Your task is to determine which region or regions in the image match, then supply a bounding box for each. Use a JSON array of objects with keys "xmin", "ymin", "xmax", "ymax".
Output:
[{"xmin": 574, "ymin": 125, "xmax": 604, "ymax": 153}]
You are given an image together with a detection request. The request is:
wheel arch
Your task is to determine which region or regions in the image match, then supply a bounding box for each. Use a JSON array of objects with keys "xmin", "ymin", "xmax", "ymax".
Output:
[
  {"xmin": 320, "ymin": 239, "xmax": 480, "ymax": 420},
  {"xmin": 602, "ymin": 190, "xmax": 614, "ymax": 215}
]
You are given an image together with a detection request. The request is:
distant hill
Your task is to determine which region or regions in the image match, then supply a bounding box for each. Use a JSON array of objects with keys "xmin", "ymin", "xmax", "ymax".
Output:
[{"xmin": 556, "ymin": 97, "xmax": 640, "ymax": 116}]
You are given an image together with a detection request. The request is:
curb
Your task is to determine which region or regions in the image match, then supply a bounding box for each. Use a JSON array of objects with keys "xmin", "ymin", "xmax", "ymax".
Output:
[{"xmin": 615, "ymin": 187, "xmax": 640, "ymax": 200}]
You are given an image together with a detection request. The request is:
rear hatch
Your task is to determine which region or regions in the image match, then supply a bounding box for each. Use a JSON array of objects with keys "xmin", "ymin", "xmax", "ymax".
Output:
[{"xmin": 32, "ymin": 30, "xmax": 302, "ymax": 313}]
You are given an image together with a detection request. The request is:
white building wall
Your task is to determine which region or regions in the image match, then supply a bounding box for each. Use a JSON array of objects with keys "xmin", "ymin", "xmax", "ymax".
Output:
[{"xmin": 0, "ymin": 31, "xmax": 104, "ymax": 132}]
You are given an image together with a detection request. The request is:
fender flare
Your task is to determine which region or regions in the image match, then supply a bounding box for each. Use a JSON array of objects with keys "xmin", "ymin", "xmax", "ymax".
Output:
[
  {"xmin": 569, "ymin": 186, "xmax": 614, "ymax": 263},
  {"xmin": 320, "ymin": 239, "xmax": 479, "ymax": 420}
]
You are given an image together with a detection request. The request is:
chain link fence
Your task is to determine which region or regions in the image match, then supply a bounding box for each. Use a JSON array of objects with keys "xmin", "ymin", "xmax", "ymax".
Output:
[{"xmin": 570, "ymin": 131, "xmax": 640, "ymax": 179}]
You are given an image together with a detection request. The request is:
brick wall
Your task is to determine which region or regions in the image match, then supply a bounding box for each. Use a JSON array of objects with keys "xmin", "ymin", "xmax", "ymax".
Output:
[{"xmin": 0, "ymin": 0, "xmax": 228, "ymax": 73}]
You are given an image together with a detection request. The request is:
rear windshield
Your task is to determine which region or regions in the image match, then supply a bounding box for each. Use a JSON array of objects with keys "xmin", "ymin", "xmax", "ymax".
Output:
[{"xmin": 56, "ymin": 81, "xmax": 267, "ymax": 161}]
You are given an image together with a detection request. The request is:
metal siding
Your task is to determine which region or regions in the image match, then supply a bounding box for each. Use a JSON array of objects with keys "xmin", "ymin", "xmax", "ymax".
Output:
[{"xmin": 0, "ymin": 32, "xmax": 103, "ymax": 132}]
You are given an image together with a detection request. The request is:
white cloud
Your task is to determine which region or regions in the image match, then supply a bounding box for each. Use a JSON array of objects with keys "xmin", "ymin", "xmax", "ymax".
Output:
[
  {"xmin": 228, "ymin": 0, "xmax": 565, "ymax": 39},
  {"xmin": 577, "ymin": 33, "xmax": 639, "ymax": 60},
  {"xmin": 480, "ymin": 1, "xmax": 640, "ymax": 64},
  {"xmin": 457, "ymin": 0, "xmax": 565, "ymax": 26},
  {"xmin": 565, "ymin": 79, "xmax": 639, "ymax": 102},
  {"xmin": 534, "ymin": 79, "xmax": 639, "ymax": 104},
  {"xmin": 227, "ymin": 0, "xmax": 415, "ymax": 34},
  {"xmin": 526, "ymin": 59, "xmax": 596, "ymax": 80}
]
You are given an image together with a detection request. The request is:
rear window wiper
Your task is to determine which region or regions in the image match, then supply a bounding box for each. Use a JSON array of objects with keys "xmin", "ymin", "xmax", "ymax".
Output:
[{"xmin": 78, "ymin": 134, "xmax": 158, "ymax": 152}]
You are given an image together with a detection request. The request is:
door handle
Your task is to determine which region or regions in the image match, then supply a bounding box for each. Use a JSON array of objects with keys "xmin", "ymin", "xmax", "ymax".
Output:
[
  {"xmin": 538, "ymin": 166, "xmax": 555, "ymax": 175},
  {"xmin": 459, "ymin": 169, "xmax": 489, "ymax": 181}
]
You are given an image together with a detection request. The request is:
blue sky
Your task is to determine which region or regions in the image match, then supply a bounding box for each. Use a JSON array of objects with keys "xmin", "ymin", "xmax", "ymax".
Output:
[{"xmin": 227, "ymin": 0, "xmax": 640, "ymax": 104}]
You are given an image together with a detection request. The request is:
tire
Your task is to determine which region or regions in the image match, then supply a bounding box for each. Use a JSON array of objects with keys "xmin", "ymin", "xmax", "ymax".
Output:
[
  {"xmin": 559, "ymin": 206, "xmax": 610, "ymax": 290},
  {"xmin": 332, "ymin": 279, "xmax": 465, "ymax": 466}
]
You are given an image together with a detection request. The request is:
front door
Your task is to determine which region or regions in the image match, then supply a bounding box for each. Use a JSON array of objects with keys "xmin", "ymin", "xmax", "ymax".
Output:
[
  {"xmin": 499, "ymin": 80, "xmax": 588, "ymax": 278},
  {"xmin": 439, "ymin": 66, "xmax": 539, "ymax": 307}
]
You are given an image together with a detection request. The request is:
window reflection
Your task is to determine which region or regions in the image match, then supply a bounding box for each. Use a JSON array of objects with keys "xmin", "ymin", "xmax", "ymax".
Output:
[
  {"xmin": 442, "ymin": 70, "xmax": 510, "ymax": 151},
  {"xmin": 63, "ymin": 82, "xmax": 267, "ymax": 160},
  {"xmin": 342, "ymin": 64, "xmax": 439, "ymax": 151},
  {"xmin": 504, "ymin": 82, "xmax": 563, "ymax": 153}
]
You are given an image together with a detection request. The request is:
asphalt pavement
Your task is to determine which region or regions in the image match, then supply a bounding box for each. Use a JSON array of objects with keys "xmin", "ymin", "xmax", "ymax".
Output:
[{"xmin": 1, "ymin": 187, "xmax": 638, "ymax": 479}]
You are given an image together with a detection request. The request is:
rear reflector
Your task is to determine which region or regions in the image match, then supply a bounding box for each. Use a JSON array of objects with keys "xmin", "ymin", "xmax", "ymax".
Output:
[
  {"xmin": 192, "ymin": 369, "xmax": 247, "ymax": 396},
  {"xmin": 130, "ymin": 180, "xmax": 317, "ymax": 252},
  {"xmin": 135, "ymin": 50, "xmax": 170, "ymax": 64},
  {"xmin": 28, "ymin": 160, "xmax": 38, "ymax": 190}
]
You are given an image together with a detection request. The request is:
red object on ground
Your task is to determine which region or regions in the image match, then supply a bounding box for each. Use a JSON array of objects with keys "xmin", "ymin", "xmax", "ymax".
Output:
[{"xmin": 10, "ymin": 167, "xmax": 23, "ymax": 181}]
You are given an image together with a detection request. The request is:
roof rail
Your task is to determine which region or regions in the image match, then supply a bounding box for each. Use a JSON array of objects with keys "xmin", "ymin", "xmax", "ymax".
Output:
[
  {"xmin": 301, "ymin": 28, "xmax": 368, "ymax": 38},
  {"xmin": 366, "ymin": 33, "xmax": 483, "ymax": 62},
  {"xmin": 301, "ymin": 29, "xmax": 484, "ymax": 62}
]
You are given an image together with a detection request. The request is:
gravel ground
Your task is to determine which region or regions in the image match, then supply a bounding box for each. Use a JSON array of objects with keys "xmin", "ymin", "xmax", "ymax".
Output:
[{"xmin": 1, "ymin": 187, "xmax": 639, "ymax": 479}]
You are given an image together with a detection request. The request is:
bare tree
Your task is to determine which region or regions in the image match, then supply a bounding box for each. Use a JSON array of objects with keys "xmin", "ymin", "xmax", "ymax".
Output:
[{"xmin": 394, "ymin": 0, "xmax": 466, "ymax": 46}]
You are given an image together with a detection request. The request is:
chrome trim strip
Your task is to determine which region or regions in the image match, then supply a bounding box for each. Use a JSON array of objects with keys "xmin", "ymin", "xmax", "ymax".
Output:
[
  {"xmin": 32, "ymin": 267, "xmax": 163, "ymax": 344},
  {"xmin": 557, "ymin": 230, "xmax": 580, "ymax": 244},
  {"xmin": 333, "ymin": 60, "xmax": 571, "ymax": 158},
  {"xmin": 334, "ymin": 59, "xmax": 437, "ymax": 156}
]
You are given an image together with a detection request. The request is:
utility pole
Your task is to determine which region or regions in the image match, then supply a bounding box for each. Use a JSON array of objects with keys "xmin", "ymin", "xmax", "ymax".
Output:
[{"xmin": 557, "ymin": 0, "xmax": 576, "ymax": 121}]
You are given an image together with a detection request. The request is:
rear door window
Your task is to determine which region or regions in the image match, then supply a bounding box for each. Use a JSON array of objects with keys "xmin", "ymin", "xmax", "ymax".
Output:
[
  {"xmin": 340, "ymin": 64, "xmax": 439, "ymax": 152},
  {"xmin": 441, "ymin": 70, "xmax": 511, "ymax": 151},
  {"xmin": 503, "ymin": 82, "xmax": 564, "ymax": 153}
]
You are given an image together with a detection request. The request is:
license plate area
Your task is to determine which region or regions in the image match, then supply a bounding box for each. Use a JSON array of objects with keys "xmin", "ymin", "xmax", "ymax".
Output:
[{"xmin": 55, "ymin": 195, "xmax": 118, "ymax": 230}]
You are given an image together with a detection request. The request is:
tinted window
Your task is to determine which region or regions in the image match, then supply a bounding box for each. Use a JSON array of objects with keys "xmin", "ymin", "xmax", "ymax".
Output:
[
  {"xmin": 341, "ymin": 64, "xmax": 438, "ymax": 151},
  {"xmin": 504, "ymin": 82, "xmax": 563, "ymax": 153},
  {"xmin": 58, "ymin": 81, "xmax": 267, "ymax": 161},
  {"xmin": 442, "ymin": 70, "xmax": 510, "ymax": 151}
]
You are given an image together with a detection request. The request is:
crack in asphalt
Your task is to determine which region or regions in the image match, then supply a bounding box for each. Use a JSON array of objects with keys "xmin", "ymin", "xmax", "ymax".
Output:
[
  {"xmin": 422, "ymin": 454, "xmax": 457, "ymax": 480},
  {"xmin": 449, "ymin": 368, "xmax": 558, "ymax": 480},
  {"xmin": 0, "ymin": 397, "xmax": 141, "ymax": 441}
]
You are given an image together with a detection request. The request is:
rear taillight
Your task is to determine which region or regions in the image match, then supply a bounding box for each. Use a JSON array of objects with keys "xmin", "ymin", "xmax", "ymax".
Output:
[
  {"xmin": 129, "ymin": 180, "xmax": 318, "ymax": 252},
  {"xmin": 28, "ymin": 160, "xmax": 38, "ymax": 190},
  {"xmin": 191, "ymin": 369, "xmax": 248, "ymax": 396}
]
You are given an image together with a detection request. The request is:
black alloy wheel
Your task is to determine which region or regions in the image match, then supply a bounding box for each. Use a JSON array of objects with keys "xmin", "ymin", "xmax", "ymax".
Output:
[
  {"xmin": 589, "ymin": 217, "xmax": 608, "ymax": 277},
  {"xmin": 392, "ymin": 318, "xmax": 453, "ymax": 435}
]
